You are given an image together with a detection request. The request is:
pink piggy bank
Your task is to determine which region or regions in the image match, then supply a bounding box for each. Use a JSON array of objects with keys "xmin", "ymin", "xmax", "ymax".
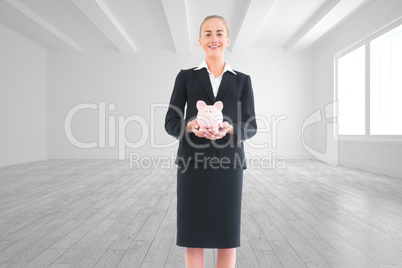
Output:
[{"xmin": 196, "ymin": 100, "xmax": 223, "ymax": 132}]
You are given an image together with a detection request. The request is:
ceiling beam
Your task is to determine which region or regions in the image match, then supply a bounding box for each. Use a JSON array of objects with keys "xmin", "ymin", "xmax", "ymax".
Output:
[
  {"xmin": 230, "ymin": 0, "xmax": 275, "ymax": 53},
  {"xmin": 0, "ymin": 0, "xmax": 82, "ymax": 52},
  {"xmin": 161, "ymin": 0, "xmax": 191, "ymax": 53},
  {"xmin": 72, "ymin": 0, "xmax": 137, "ymax": 53},
  {"xmin": 285, "ymin": 0, "xmax": 369, "ymax": 52}
]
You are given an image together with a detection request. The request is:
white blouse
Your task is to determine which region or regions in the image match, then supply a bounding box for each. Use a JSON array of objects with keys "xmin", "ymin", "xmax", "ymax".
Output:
[{"xmin": 194, "ymin": 61, "xmax": 237, "ymax": 98}]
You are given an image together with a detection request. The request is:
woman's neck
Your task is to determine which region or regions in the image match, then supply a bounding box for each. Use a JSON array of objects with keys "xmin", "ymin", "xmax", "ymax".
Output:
[{"xmin": 205, "ymin": 58, "xmax": 226, "ymax": 77}]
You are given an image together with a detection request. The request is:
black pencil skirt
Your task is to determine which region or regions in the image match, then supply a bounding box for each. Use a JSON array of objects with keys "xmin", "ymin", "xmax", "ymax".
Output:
[{"xmin": 176, "ymin": 162, "xmax": 243, "ymax": 249}]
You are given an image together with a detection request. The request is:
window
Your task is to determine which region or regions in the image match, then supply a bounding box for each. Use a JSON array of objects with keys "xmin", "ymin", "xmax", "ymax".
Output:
[
  {"xmin": 336, "ymin": 19, "xmax": 402, "ymax": 137},
  {"xmin": 370, "ymin": 23, "xmax": 402, "ymax": 135},
  {"xmin": 337, "ymin": 45, "xmax": 366, "ymax": 135}
]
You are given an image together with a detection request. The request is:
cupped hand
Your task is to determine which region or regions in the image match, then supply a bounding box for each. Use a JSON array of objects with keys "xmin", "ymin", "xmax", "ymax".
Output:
[
  {"xmin": 186, "ymin": 119, "xmax": 206, "ymax": 138},
  {"xmin": 203, "ymin": 121, "xmax": 234, "ymax": 140},
  {"xmin": 187, "ymin": 120, "xmax": 234, "ymax": 140}
]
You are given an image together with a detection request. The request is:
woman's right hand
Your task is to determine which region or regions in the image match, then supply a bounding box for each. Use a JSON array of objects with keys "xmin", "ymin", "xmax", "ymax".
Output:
[{"xmin": 186, "ymin": 119, "xmax": 206, "ymax": 138}]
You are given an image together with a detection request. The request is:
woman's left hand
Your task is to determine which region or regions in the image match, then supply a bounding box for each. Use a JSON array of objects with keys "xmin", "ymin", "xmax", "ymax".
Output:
[{"xmin": 203, "ymin": 121, "xmax": 234, "ymax": 140}]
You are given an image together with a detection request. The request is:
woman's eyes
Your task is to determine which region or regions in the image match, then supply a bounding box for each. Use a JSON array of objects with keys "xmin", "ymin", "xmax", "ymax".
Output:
[{"xmin": 205, "ymin": 33, "xmax": 223, "ymax": 37}]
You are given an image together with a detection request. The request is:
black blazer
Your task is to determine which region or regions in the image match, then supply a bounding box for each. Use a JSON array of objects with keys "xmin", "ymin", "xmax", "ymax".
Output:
[{"xmin": 165, "ymin": 67, "xmax": 257, "ymax": 169}]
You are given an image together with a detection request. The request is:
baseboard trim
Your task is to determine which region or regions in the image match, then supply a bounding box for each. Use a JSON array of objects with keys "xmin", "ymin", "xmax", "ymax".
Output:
[
  {"xmin": 339, "ymin": 157, "xmax": 402, "ymax": 179},
  {"xmin": 3, "ymin": 153, "xmax": 400, "ymax": 179},
  {"xmin": 0, "ymin": 154, "xmax": 47, "ymax": 168}
]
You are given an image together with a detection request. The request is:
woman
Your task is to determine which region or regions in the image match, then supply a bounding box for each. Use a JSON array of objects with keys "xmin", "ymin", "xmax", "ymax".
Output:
[{"xmin": 165, "ymin": 15, "xmax": 257, "ymax": 268}]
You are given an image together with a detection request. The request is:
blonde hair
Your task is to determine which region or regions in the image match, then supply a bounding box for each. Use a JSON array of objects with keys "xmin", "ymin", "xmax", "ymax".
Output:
[{"xmin": 199, "ymin": 15, "xmax": 230, "ymax": 37}]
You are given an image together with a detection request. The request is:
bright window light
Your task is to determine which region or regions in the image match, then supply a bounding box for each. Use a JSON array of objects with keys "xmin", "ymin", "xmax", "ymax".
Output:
[
  {"xmin": 370, "ymin": 24, "xmax": 402, "ymax": 135},
  {"xmin": 337, "ymin": 45, "xmax": 366, "ymax": 135}
]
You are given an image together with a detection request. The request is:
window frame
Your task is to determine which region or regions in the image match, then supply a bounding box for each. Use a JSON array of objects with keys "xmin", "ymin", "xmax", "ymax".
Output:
[{"xmin": 334, "ymin": 16, "xmax": 402, "ymax": 144}]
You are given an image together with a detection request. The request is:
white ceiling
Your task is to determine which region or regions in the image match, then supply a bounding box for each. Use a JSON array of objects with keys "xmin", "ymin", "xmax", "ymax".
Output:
[{"xmin": 0, "ymin": 0, "xmax": 373, "ymax": 53}]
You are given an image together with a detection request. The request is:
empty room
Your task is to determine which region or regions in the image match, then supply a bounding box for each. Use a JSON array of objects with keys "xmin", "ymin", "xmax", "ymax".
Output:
[{"xmin": 1, "ymin": 0, "xmax": 402, "ymax": 267}]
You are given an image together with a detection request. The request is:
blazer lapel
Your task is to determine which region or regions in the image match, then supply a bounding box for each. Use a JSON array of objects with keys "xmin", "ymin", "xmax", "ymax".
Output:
[
  {"xmin": 194, "ymin": 68, "xmax": 215, "ymax": 103},
  {"xmin": 216, "ymin": 72, "xmax": 236, "ymax": 101}
]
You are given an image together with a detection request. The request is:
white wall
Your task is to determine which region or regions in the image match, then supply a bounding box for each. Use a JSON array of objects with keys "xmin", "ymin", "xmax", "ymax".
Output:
[
  {"xmin": 310, "ymin": 0, "xmax": 402, "ymax": 178},
  {"xmin": 47, "ymin": 47, "xmax": 314, "ymax": 166},
  {"xmin": 0, "ymin": 22, "xmax": 47, "ymax": 167}
]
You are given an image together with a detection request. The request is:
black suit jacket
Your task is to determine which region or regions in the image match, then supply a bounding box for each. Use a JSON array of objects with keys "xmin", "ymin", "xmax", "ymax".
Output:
[{"xmin": 165, "ymin": 67, "xmax": 257, "ymax": 169}]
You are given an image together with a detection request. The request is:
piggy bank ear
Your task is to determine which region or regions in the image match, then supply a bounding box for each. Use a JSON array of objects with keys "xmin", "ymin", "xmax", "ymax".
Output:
[
  {"xmin": 196, "ymin": 100, "xmax": 207, "ymax": 110},
  {"xmin": 214, "ymin": 101, "xmax": 223, "ymax": 111}
]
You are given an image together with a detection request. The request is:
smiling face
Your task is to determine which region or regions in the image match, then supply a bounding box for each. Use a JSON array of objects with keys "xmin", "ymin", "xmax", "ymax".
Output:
[{"xmin": 198, "ymin": 18, "xmax": 230, "ymax": 60}]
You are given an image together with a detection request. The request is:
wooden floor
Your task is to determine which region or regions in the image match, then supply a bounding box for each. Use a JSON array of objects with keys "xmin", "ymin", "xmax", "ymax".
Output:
[{"xmin": 0, "ymin": 159, "xmax": 401, "ymax": 268}]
